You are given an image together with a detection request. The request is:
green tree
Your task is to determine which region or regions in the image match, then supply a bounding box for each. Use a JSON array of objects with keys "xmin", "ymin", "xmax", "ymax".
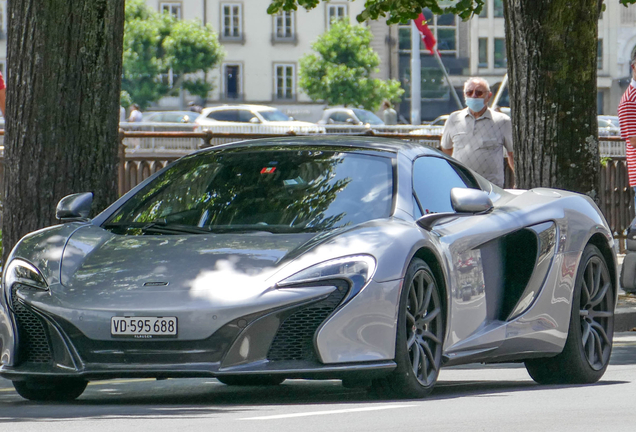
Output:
[
  {"xmin": 299, "ymin": 21, "xmax": 404, "ymax": 110},
  {"xmin": 122, "ymin": 0, "xmax": 224, "ymax": 109},
  {"xmin": 269, "ymin": 0, "xmax": 636, "ymax": 198}
]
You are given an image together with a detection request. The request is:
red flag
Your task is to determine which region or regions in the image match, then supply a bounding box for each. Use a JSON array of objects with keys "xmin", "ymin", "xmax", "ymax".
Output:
[{"xmin": 413, "ymin": 13, "xmax": 437, "ymax": 54}]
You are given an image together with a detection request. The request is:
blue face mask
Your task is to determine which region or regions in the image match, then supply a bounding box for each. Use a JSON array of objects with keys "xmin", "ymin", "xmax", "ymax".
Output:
[{"xmin": 466, "ymin": 97, "xmax": 485, "ymax": 112}]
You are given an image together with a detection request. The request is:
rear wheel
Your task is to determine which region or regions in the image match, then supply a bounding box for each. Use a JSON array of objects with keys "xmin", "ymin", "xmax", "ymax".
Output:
[
  {"xmin": 525, "ymin": 244, "xmax": 614, "ymax": 384},
  {"xmin": 372, "ymin": 258, "xmax": 444, "ymax": 398},
  {"xmin": 216, "ymin": 375, "xmax": 285, "ymax": 386},
  {"xmin": 12, "ymin": 379, "xmax": 88, "ymax": 402}
]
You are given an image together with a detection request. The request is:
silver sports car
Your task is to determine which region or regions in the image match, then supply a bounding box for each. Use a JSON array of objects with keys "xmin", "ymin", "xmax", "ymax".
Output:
[{"xmin": 0, "ymin": 136, "xmax": 617, "ymax": 401}]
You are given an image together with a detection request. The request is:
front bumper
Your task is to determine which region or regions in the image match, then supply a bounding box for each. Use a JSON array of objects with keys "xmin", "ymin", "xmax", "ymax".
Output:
[{"xmin": 1, "ymin": 280, "xmax": 398, "ymax": 382}]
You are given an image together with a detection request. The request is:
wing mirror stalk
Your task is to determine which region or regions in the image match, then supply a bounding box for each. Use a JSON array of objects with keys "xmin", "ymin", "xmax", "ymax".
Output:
[
  {"xmin": 56, "ymin": 192, "xmax": 94, "ymax": 222},
  {"xmin": 416, "ymin": 188, "xmax": 493, "ymax": 231}
]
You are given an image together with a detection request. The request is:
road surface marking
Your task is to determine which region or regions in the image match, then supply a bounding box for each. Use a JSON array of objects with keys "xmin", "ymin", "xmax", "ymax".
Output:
[{"xmin": 240, "ymin": 404, "xmax": 416, "ymax": 420}]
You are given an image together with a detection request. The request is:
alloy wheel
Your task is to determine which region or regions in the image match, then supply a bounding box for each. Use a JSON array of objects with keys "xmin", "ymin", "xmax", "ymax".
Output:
[
  {"xmin": 406, "ymin": 268, "xmax": 443, "ymax": 386},
  {"xmin": 578, "ymin": 255, "xmax": 613, "ymax": 371}
]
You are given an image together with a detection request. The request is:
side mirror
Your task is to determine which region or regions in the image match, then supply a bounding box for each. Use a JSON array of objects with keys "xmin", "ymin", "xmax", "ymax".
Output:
[
  {"xmin": 416, "ymin": 188, "xmax": 493, "ymax": 231},
  {"xmin": 56, "ymin": 192, "xmax": 93, "ymax": 222},
  {"xmin": 289, "ymin": 116, "xmax": 295, "ymax": 121},
  {"xmin": 249, "ymin": 117, "xmax": 261, "ymax": 124},
  {"xmin": 345, "ymin": 118, "xmax": 355, "ymax": 124}
]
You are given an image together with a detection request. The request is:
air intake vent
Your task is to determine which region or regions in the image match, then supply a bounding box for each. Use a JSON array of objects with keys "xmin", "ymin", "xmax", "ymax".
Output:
[
  {"xmin": 267, "ymin": 282, "xmax": 348, "ymax": 362},
  {"xmin": 11, "ymin": 284, "xmax": 53, "ymax": 364}
]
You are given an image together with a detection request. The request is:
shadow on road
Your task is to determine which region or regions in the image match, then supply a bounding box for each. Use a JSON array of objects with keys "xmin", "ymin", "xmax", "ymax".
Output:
[{"xmin": 0, "ymin": 375, "xmax": 629, "ymax": 423}]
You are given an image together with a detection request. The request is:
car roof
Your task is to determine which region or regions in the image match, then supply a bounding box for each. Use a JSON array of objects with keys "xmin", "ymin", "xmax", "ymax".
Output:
[
  {"xmin": 202, "ymin": 104, "xmax": 278, "ymax": 113},
  {"xmin": 195, "ymin": 135, "xmax": 445, "ymax": 159}
]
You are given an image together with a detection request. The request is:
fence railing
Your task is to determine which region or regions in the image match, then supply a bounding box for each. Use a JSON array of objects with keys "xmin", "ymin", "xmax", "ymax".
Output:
[{"xmin": 0, "ymin": 130, "xmax": 634, "ymax": 251}]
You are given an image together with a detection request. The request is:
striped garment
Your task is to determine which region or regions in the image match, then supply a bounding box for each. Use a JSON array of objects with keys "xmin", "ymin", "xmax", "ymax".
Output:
[{"xmin": 618, "ymin": 79, "xmax": 636, "ymax": 186}]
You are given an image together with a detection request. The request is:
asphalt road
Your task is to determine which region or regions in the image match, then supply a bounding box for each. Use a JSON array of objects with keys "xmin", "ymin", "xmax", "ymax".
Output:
[{"xmin": 1, "ymin": 332, "xmax": 635, "ymax": 431}]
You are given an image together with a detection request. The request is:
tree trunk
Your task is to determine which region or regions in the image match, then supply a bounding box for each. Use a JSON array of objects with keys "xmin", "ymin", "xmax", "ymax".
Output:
[
  {"xmin": 505, "ymin": 0, "xmax": 603, "ymax": 197},
  {"xmin": 3, "ymin": 1, "xmax": 125, "ymax": 263}
]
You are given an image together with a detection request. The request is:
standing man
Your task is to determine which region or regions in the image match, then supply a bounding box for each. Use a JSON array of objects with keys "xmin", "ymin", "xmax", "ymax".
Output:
[
  {"xmin": 441, "ymin": 77, "xmax": 514, "ymax": 188},
  {"xmin": 618, "ymin": 55, "xmax": 636, "ymax": 210},
  {"xmin": 382, "ymin": 101, "xmax": 397, "ymax": 125}
]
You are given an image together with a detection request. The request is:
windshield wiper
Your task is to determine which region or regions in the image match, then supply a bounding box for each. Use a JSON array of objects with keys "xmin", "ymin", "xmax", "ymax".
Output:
[{"xmin": 103, "ymin": 221, "xmax": 212, "ymax": 235}]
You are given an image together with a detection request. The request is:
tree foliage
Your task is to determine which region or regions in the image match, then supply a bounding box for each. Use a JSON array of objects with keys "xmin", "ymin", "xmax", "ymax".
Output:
[
  {"xmin": 299, "ymin": 21, "xmax": 404, "ymax": 110},
  {"xmin": 122, "ymin": 0, "xmax": 224, "ymax": 108},
  {"xmin": 269, "ymin": 0, "xmax": 485, "ymax": 23}
]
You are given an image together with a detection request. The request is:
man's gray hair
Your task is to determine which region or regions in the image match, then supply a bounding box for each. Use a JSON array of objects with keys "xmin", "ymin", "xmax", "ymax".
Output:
[{"xmin": 464, "ymin": 77, "xmax": 491, "ymax": 93}]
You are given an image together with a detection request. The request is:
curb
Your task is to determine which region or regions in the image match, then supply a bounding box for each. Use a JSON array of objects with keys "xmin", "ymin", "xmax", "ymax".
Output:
[{"xmin": 616, "ymin": 306, "xmax": 636, "ymax": 332}]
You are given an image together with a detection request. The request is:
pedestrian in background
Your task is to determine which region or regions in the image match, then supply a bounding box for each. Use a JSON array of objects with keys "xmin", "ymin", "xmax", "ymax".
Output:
[
  {"xmin": 0, "ymin": 70, "xmax": 6, "ymax": 118},
  {"xmin": 188, "ymin": 101, "xmax": 203, "ymax": 114},
  {"xmin": 441, "ymin": 77, "xmax": 514, "ymax": 188},
  {"xmin": 128, "ymin": 103, "xmax": 142, "ymax": 123},
  {"xmin": 618, "ymin": 54, "xmax": 636, "ymax": 210},
  {"xmin": 382, "ymin": 100, "xmax": 397, "ymax": 125}
]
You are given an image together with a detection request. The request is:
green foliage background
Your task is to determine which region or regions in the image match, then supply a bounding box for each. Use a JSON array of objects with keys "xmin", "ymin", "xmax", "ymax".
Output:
[
  {"xmin": 122, "ymin": 0, "xmax": 224, "ymax": 109},
  {"xmin": 299, "ymin": 21, "xmax": 404, "ymax": 111}
]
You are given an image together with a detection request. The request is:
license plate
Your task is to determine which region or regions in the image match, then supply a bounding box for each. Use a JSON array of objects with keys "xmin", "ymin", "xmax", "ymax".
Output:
[{"xmin": 111, "ymin": 316, "xmax": 177, "ymax": 338}]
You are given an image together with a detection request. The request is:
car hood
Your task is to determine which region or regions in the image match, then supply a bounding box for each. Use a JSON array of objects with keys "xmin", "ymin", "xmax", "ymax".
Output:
[{"xmin": 59, "ymin": 225, "xmax": 323, "ymax": 294}]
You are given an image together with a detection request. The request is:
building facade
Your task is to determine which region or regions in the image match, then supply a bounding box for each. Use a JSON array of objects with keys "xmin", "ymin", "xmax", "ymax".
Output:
[{"xmin": 0, "ymin": 1, "xmax": 636, "ymax": 122}]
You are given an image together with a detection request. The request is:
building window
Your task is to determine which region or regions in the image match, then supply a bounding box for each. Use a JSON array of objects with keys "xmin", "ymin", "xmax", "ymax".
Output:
[
  {"xmin": 223, "ymin": 63, "xmax": 243, "ymax": 100},
  {"xmin": 597, "ymin": 39, "xmax": 603, "ymax": 70},
  {"xmin": 160, "ymin": 2, "xmax": 182, "ymax": 19},
  {"xmin": 221, "ymin": 3, "xmax": 243, "ymax": 40},
  {"xmin": 478, "ymin": 0, "xmax": 488, "ymax": 18},
  {"xmin": 494, "ymin": 38, "xmax": 507, "ymax": 68},
  {"xmin": 274, "ymin": 64, "xmax": 295, "ymax": 100},
  {"xmin": 274, "ymin": 10, "xmax": 295, "ymax": 41},
  {"xmin": 398, "ymin": 9, "xmax": 457, "ymax": 56},
  {"xmin": 478, "ymin": 38, "xmax": 488, "ymax": 68},
  {"xmin": 494, "ymin": 0, "xmax": 504, "ymax": 18},
  {"xmin": 327, "ymin": 4, "xmax": 348, "ymax": 28}
]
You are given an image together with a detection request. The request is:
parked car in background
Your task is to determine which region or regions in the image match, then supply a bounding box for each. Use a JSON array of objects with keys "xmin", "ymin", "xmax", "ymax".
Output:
[
  {"xmin": 143, "ymin": 111, "xmax": 198, "ymax": 124},
  {"xmin": 317, "ymin": 107, "xmax": 385, "ymax": 126},
  {"xmin": 196, "ymin": 105, "xmax": 324, "ymax": 134},
  {"xmin": 598, "ymin": 117, "xmax": 620, "ymax": 137},
  {"xmin": 428, "ymin": 115, "xmax": 449, "ymax": 127}
]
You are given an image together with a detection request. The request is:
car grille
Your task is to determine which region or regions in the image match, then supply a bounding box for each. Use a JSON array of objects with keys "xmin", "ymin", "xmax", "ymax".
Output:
[
  {"xmin": 267, "ymin": 282, "xmax": 348, "ymax": 362},
  {"xmin": 11, "ymin": 284, "xmax": 53, "ymax": 364}
]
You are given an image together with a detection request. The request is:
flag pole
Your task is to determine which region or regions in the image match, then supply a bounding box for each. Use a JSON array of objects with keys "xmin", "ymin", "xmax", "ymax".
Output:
[
  {"xmin": 432, "ymin": 47, "xmax": 463, "ymax": 110},
  {"xmin": 410, "ymin": 20, "xmax": 421, "ymax": 125}
]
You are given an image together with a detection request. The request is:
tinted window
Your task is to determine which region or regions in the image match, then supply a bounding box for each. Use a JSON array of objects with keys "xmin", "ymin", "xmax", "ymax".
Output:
[
  {"xmin": 330, "ymin": 112, "xmax": 352, "ymax": 123},
  {"xmin": 352, "ymin": 109, "xmax": 384, "ymax": 125},
  {"xmin": 412, "ymin": 157, "xmax": 469, "ymax": 214},
  {"xmin": 238, "ymin": 110, "xmax": 257, "ymax": 122},
  {"xmin": 207, "ymin": 110, "xmax": 239, "ymax": 122},
  {"xmin": 260, "ymin": 109, "xmax": 291, "ymax": 122},
  {"xmin": 105, "ymin": 149, "xmax": 394, "ymax": 233}
]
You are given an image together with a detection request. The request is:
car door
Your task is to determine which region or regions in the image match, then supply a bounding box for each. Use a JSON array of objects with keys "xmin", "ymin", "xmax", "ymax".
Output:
[{"xmin": 412, "ymin": 156, "xmax": 546, "ymax": 356}]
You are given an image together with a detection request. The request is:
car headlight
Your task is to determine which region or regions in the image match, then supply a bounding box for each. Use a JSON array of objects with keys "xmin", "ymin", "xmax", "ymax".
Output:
[
  {"xmin": 277, "ymin": 255, "xmax": 376, "ymax": 300},
  {"xmin": 4, "ymin": 259, "xmax": 49, "ymax": 292}
]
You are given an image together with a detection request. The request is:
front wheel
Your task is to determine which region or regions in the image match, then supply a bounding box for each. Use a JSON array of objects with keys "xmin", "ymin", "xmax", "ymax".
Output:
[
  {"xmin": 372, "ymin": 258, "xmax": 444, "ymax": 398},
  {"xmin": 13, "ymin": 379, "xmax": 88, "ymax": 402},
  {"xmin": 525, "ymin": 244, "xmax": 614, "ymax": 384}
]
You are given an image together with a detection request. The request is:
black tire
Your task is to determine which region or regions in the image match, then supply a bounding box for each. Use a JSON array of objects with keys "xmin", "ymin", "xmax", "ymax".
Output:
[
  {"xmin": 371, "ymin": 258, "xmax": 444, "ymax": 398},
  {"xmin": 525, "ymin": 244, "xmax": 615, "ymax": 384},
  {"xmin": 12, "ymin": 379, "xmax": 88, "ymax": 402},
  {"xmin": 216, "ymin": 375, "xmax": 285, "ymax": 386}
]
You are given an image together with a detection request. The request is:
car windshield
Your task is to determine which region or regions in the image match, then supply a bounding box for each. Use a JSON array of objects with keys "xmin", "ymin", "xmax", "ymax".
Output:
[
  {"xmin": 259, "ymin": 109, "xmax": 291, "ymax": 122},
  {"xmin": 352, "ymin": 109, "xmax": 384, "ymax": 125},
  {"xmin": 104, "ymin": 149, "xmax": 394, "ymax": 234}
]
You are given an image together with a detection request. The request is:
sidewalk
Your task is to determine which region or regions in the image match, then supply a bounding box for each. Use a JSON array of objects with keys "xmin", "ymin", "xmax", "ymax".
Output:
[{"xmin": 616, "ymin": 254, "xmax": 636, "ymax": 332}]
